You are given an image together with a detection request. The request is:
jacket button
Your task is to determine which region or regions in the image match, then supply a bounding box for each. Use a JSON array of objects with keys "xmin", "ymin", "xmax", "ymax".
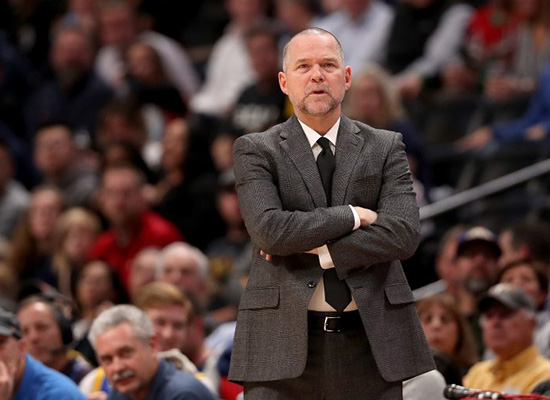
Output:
[{"xmin": 307, "ymin": 281, "xmax": 316, "ymax": 288}]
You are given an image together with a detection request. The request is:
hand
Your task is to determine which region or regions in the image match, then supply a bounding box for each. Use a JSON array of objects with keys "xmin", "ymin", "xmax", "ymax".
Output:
[
  {"xmin": 88, "ymin": 392, "xmax": 108, "ymax": 400},
  {"xmin": 259, "ymin": 250, "xmax": 272, "ymax": 261},
  {"xmin": 0, "ymin": 361, "xmax": 15, "ymax": 400},
  {"xmin": 485, "ymin": 76, "xmax": 515, "ymax": 102},
  {"xmin": 525, "ymin": 124, "xmax": 548, "ymax": 141},
  {"xmin": 396, "ymin": 74, "xmax": 423, "ymax": 100},
  {"xmin": 353, "ymin": 207, "xmax": 378, "ymax": 226},
  {"xmin": 455, "ymin": 127, "xmax": 493, "ymax": 151}
]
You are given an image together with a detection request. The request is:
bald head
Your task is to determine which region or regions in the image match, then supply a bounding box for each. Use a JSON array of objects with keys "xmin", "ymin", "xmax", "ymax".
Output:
[{"xmin": 282, "ymin": 28, "xmax": 345, "ymax": 72}]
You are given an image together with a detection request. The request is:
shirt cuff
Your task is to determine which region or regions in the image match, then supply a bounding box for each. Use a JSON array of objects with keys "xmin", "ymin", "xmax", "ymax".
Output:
[
  {"xmin": 349, "ymin": 205, "xmax": 360, "ymax": 230},
  {"xmin": 317, "ymin": 245, "xmax": 334, "ymax": 269}
]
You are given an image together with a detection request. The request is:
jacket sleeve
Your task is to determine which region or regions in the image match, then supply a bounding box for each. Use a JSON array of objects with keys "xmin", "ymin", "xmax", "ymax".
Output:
[
  {"xmin": 233, "ymin": 134, "xmax": 355, "ymax": 256},
  {"xmin": 327, "ymin": 133, "xmax": 421, "ymax": 279}
]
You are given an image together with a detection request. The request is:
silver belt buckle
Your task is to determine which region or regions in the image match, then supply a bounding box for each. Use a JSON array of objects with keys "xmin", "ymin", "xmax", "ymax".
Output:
[{"xmin": 324, "ymin": 316, "xmax": 341, "ymax": 333}]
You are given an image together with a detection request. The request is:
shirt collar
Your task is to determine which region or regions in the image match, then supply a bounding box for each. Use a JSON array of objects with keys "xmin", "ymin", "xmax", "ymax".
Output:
[
  {"xmin": 490, "ymin": 344, "xmax": 539, "ymax": 380},
  {"xmin": 298, "ymin": 118, "xmax": 341, "ymax": 149}
]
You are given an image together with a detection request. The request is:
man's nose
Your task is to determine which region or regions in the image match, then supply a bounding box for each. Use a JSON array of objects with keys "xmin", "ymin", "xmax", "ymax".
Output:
[{"xmin": 310, "ymin": 64, "xmax": 325, "ymax": 81}]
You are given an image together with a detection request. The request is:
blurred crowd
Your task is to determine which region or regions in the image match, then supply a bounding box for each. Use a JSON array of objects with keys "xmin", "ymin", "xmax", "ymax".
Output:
[{"xmin": 1, "ymin": 0, "xmax": 550, "ymax": 398}]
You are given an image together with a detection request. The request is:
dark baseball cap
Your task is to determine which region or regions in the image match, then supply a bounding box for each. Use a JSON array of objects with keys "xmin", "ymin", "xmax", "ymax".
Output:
[
  {"xmin": 478, "ymin": 283, "xmax": 536, "ymax": 314},
  {"xmin": 456, "ymin": 226, "xmax": 501, "ymax": 259},
  {"xmin": 0, "ymin": 307, "xmax": 22, "ymax": 339}
]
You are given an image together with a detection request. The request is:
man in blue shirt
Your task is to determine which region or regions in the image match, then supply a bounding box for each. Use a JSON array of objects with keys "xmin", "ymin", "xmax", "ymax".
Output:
[
  {"xmin": 457, "ymin": 65, "xmax": 550, "ymax": 151},
  {"xmin": 0, "ymin": 307, "xmax": 86, "ymax": 400},
  {"xmin": 88, "ymin": 305, "xmax": 215, "ymax": 400}
]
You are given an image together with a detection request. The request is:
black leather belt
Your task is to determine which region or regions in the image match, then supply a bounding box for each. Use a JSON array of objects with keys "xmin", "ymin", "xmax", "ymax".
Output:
[{"xmin": 307, "ymin": 310, "xmax": 363, "ymax": 333}]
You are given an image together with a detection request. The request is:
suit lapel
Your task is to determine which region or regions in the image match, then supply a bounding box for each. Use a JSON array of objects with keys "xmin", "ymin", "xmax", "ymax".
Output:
[
  {"xmin": 279, "ymin": 116, "xmax": 327, "ymax": 208},
  {"xmin": 332, "ymin": 116, "xmax": 363, "ymax": 205}
]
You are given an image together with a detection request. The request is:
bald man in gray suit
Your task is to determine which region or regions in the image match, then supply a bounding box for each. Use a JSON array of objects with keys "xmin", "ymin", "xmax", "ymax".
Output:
[{"xmin": 229, "ymin": 28, "xmax": 434, "ymax": 400}]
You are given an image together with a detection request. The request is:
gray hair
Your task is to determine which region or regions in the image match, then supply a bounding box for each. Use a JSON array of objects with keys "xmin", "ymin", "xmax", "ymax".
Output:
[
  {"xmin": 157, "ymin": 242, "xmax": 209, "ymax": 281},
  {"xmin": 282, "ymin": 27, "xmax": 345, "ymax": 72},
  {"xmin": 88, "ymin": 305, "xmax": 154, "ymax": 348}
]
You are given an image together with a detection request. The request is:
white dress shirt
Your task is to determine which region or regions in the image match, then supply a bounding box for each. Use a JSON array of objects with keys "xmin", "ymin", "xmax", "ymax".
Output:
[{"xmin": 298, "ymin": 118, "xmax": 360, "ymax": 311}]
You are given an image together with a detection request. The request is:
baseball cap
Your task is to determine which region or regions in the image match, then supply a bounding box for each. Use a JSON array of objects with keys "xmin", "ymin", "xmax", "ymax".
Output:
[
  {"xmin": 456, "ymin": 226, "xmax": 501, "ymax": 259},
  {"xmin": 478, "ymin": 283, "xmax": 536, "ymax": 314},
  {"xmin": 0, "ymin": 307, "xmax": 22, "ymax": 339}
]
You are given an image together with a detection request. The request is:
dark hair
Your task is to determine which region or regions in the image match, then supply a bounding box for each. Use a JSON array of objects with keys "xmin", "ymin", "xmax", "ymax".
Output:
[
  {"xmin": 245, "ymin": 20, "xmax": 281, "ymax": 48},
  {"xmin": 72, "ymin": 260, "xmax": 129, "ymax": 307},
  {"xmin": 505, "ymin": 221, "xmax": 550, "ymax": 264},
  {"xmin": 35, "ymin": 119, "xmax": 74, "ymax": 138},
  {"xmin": 497, "ymin": 259, "xmax": 549, "ymax": 309}
]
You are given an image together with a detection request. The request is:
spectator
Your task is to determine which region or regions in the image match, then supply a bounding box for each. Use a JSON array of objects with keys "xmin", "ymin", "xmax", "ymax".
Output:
[
  {"xmin": 276, "ymin": 0, "xmax": 321, "ymax": 43},
  {"xmin": 441, "ymin": 0, "xmax": 519, "ymax": 95},
  {"xmin": 435, "ymin": 225, "xmax": 467, "ymax": 298},
  {"xmin": 88, "ymin": 304, "xmax": 216, "ymax": 399},
  {"xmin": 157, "ymin": 243, "xmax": 210, "ymax": 313},
  {"xmin": 463, "ymin": 283, "xmax": 550, "ymax": 393},
  {"xmin": 457, "ymin": 64, "xmax": 550, "ymax": 151},
  {"xmin": 80, "ymin": 282, "xmax": 216, "ymax": 398},
  {"xmin": 95, "ymin": 98, "xmax": 161, "ymax": 169},
  {"xmin": 96, "ymin": 0, "xmax": 199, "ymax": 101},
  {"xmin": 316, "ymin": 0, "xmax": 394, "ymax": 72},
  {"xmin": 150, "ymin": 118, "xmax": 224, "ymax": 250},
  {"xmin": 0, "ymin": 139, "xmax": 29, "ymax": 241},
  {"xmin": 459, "ymin": 0, "xmax": 550, "ymax": 133},
  {"xmin": 88, "ymin": 164, "xmax": 182, "ymax": 288},
  {"xmin": 17, "ymin": 295, "xmax": 94, "ymax": 384},
  {"xmin": 125, "ymin": 41, "xmax": 187, "ymax": 116},
  {"xmin": 230, "ymin": 24, "xmax": 289, "ymax": 134},
  {"xmin": 385, "ymin": 0, "xmax": 473, "ymax": 100},
  {"xmin": 190, "ymin": 0, "xmax": 266, "ymax": 117},
  {"xmin": 134, "ymin": 282, "xmax": 219, "ymax": 393},
  {"xmin": 210, "ymin": 131, "xmax": 237, "ymax": 175},
  {"xmin": 24, "ymin": 26, "xmax": 113, "ymax": 145},
  {"xmin": 101, "ymin": 140, "xmax": 159, "ymax": 185},
  {"xmin": 51, "ymin": 207, "xmax": 102, "ymax": 297},
  {"xmin": 206, "ymin": 171, "xmax": 249, "ymax": 314},
  {"xmin": 72, "ymin": 260, "xmax": 128, "ymax": 342},
  {"xmin": 498, "ymin": 220, "xmax": 550, "ymax": 268},
  {"xmin": 33, "ymin": 121, "xmax": 99, "ymax": 207},
  {"xmin": 417, "ymin": 294, "xmax": 479, "ymax": 383},
  {"xmin": 6, "ymin": 186, "xmax": 65, "ymax": 289},
  {"xmin": 0, "ymin": 306, "xmax": 86, "ymax": 399},
  {"xmin": 127, "ymin": 247, "xmax": 160, "ymax": 301},
  {"xmin": 343, "ymin": 64, "xmax": 429, "ymax": 192},
  {"xmin": 454, "ymin": 226, "xmax": 501, "ymax": 318},
  {"xmin": 72, "ymin": 260, "xmax": 128, "ymax": 367},
  {"xmin": 498, "ymin": 259, "xmax": 550, "ymax": 358}
]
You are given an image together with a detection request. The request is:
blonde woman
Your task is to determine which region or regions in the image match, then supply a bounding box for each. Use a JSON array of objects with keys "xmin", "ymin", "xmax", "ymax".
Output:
[{"xmin": 52, "ymin": 207, "xmax": 101, "ymax": 296}]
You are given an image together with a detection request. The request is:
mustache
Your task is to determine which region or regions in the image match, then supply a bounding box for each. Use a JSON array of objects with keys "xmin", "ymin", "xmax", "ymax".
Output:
[
  {"xmin": 112, "ymin": 370, "xmax": 135, "ymax": 382},
  {"xmin": 306, "ymin": 84, "xmax": 332, "ymax": 96}
]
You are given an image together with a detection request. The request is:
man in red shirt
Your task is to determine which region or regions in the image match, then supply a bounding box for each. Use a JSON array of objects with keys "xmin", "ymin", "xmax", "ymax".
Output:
[{"xmin": 89, "ymin": 164, "xmax": 182, "ymax": 288}]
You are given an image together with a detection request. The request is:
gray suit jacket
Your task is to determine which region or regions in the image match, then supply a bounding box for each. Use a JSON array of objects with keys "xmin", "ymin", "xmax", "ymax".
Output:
[{"xmin": 229, "ymin": 115, "xmax": 434, "ymax": 383}]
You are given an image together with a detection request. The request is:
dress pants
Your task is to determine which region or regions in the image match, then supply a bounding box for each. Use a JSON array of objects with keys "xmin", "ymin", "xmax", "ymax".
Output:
[{"xmin": 244, "ymin": 319, "xmax": 403, "ymax": 400}]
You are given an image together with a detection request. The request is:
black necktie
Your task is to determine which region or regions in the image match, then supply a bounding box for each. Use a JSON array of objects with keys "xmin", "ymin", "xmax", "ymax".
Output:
[{"xmin": 316, "ymin": 137, "xmax": 351, "ymax": 312}]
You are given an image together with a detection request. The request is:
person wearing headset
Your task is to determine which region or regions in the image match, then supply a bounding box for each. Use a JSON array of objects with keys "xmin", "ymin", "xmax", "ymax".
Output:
[{"xmin": 17, "ymin": 295, "xmax": 94, "ymax": 384}]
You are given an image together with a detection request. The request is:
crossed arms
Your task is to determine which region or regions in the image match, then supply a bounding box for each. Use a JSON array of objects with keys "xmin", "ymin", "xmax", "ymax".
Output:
[{"xmin": 233, "ymin": 131, "xmax": 420, "ymax": 278}]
